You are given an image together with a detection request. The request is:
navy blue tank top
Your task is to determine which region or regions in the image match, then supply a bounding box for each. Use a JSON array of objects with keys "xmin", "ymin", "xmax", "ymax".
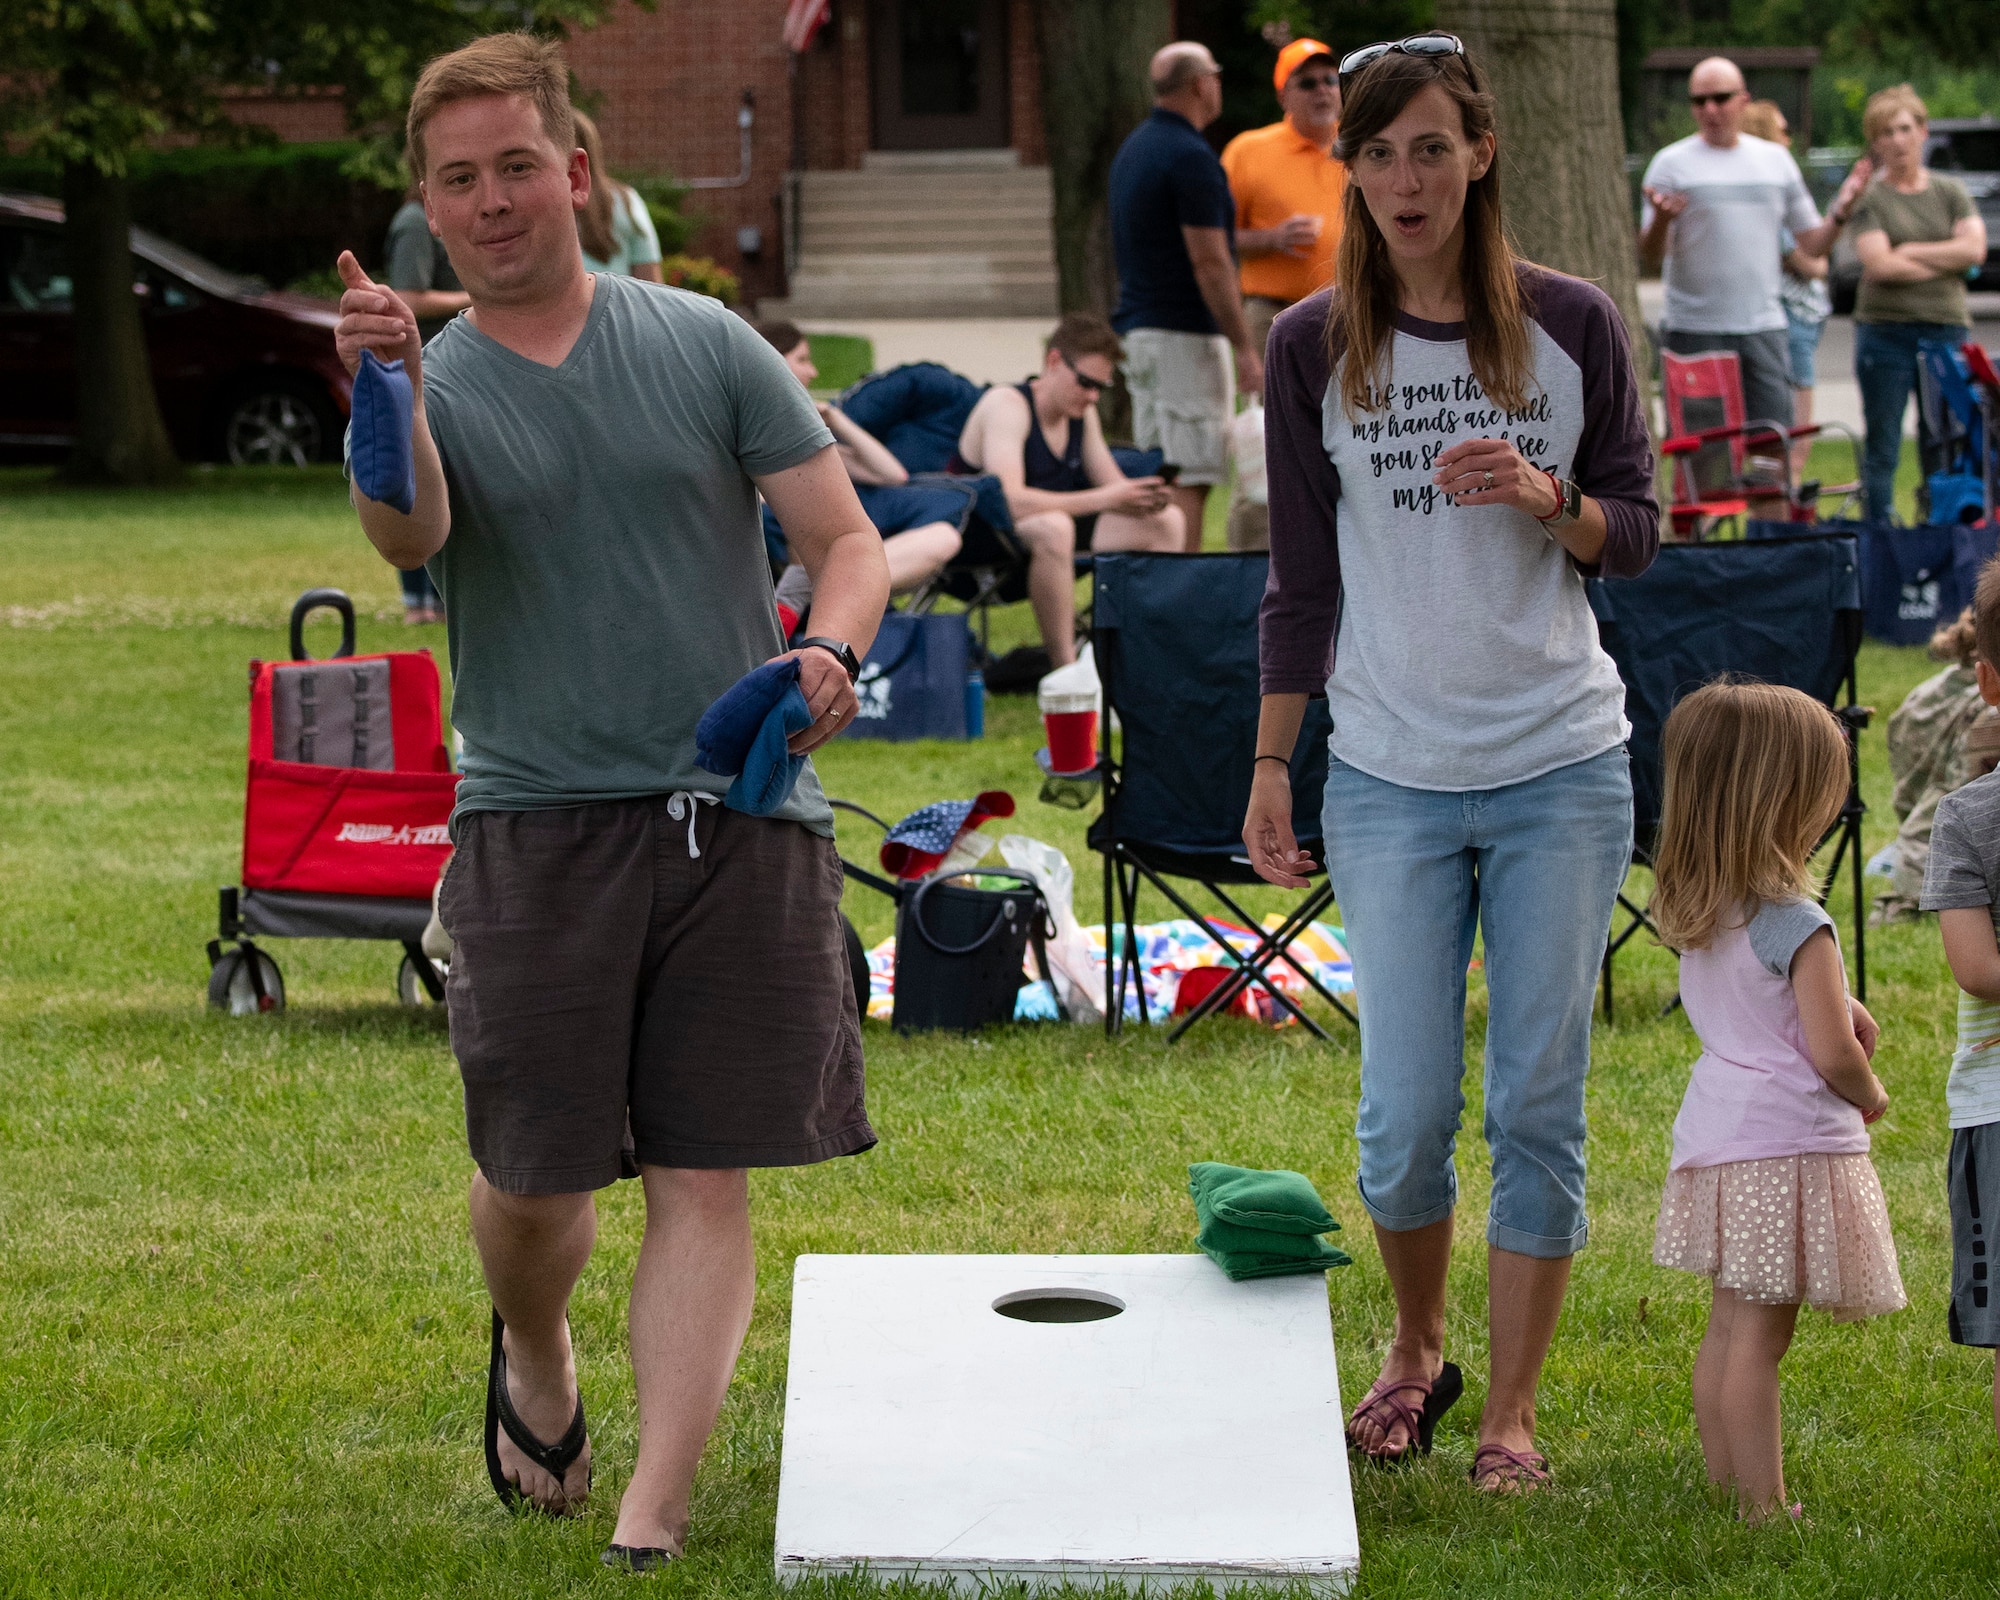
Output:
[{"xmin": 1017, "ymin": 380, "xmax": 1088, "ymax": 494}]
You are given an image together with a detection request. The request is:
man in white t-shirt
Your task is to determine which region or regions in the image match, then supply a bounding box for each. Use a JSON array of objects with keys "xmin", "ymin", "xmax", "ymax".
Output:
[{"xmin": 1639, "ymin": 57, "xmax": 1854, "ymax": 432}]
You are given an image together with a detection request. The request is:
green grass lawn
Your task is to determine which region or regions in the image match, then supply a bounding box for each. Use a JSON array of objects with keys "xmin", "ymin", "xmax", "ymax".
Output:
[{"xmin": 2, "ymin": 466, "xmax": 1995, "ymax": 1598}]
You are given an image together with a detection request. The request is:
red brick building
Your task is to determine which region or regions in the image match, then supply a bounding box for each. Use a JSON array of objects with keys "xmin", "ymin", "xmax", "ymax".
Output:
[{"xmin": 567, "ymin": 0, "xmax": 1049, "ymax": 309}]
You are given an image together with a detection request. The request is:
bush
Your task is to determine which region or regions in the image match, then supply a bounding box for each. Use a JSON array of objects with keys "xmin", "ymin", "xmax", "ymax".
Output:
[{"xmin": 660, "ymin": 254, "xmax": 739, "ymax": 306}]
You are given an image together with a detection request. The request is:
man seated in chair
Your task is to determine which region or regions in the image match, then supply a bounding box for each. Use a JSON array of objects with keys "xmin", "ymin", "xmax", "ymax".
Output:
[
  {"xmin": 952, "ymin": 312, "xmax": 1183, "ymax": 668},
  {"xmin": 757, "ymin": 320, "xmax": 966, "ymax": 594}
]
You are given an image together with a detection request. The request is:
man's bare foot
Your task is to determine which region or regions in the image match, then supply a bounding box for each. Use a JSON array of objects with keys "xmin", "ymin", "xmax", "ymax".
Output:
[
  {"xmin": 497, "ymin": 1322, "xmax": 591, "ymax": 1513},
  {"xmin": 1346, "ymin": 1342, "xmax": 1443, "ymax": 1458}
]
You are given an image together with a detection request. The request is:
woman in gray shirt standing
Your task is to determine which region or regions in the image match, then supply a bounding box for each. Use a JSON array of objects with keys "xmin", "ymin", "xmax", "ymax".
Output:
[{"xmin": 1241, "ymin": 34, "xmax": 1657, "ymax": 1491}]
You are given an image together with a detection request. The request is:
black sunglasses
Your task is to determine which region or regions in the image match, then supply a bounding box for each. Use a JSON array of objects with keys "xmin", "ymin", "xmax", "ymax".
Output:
[
  {"xmin": 1338, "ymin": 34, "xmax": 1464, "ymax": 95},
  {"xmin": 1288, "ymin": 70, "xmax": 1339, "ymax": 93},
  {"xmin": 1689, "ymin": 90, "xmax": 1742, "ymax": 107},
  {"xmin": 1061, "ymin": 353, "xmax": 1107, "ymax": 394}
]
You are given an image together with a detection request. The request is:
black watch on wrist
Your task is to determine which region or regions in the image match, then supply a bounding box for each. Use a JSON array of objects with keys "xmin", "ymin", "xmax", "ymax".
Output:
[{"xmin": 797, "ymin": 636, "xmax": 861, "ymax": 682}]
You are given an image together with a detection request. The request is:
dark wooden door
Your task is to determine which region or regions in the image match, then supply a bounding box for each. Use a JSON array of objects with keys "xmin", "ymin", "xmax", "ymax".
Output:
[{"xmin": 869, "ymin": 0, "xmax": 1009, "ymax": 151}]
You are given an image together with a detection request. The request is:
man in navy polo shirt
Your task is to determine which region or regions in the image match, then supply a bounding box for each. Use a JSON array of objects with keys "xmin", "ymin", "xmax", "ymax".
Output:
[{"xmin": 1109, "ymin": 40, "xmax": 1262, "ymax": 549}]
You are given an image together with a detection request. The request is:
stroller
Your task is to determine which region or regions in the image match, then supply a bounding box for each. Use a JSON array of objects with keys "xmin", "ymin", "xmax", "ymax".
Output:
[{"xmin": 206, "ymin": 589, "xmax": 459, "ymax": 1014}]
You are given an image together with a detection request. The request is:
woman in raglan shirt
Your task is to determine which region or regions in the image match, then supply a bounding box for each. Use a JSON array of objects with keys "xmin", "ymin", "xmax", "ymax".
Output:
[{"xmin": 1241, "ymin": 34, "xmax": 1658, "ymax": 1491}]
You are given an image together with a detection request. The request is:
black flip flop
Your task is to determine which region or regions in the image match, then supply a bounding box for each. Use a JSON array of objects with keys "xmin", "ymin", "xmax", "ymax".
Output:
[{"xmin": 484, "ymin": 1308, "xmax": 590, "ymax": 1512}]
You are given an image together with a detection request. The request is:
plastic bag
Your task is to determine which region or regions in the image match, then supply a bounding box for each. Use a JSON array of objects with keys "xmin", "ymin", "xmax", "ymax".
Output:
[
  {"xmin": 1229, "ymin": 399, "xmax": 1266, "ymax": 507},
  {"xmin": 997, "ymin": 834, "xmax": 1103, "ymax": 1025}
]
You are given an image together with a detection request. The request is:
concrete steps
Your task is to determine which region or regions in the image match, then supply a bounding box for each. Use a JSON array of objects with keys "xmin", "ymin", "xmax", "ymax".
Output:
[{"xmin": 763, "ymin": 152, "xmax": 1058, "ymax": 320}]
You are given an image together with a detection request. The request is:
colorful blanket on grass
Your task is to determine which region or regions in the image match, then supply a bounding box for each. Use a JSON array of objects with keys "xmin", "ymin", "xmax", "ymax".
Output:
[{"xmin": 864, "ymin": 917, "xmax": 1353, "ymax": 1025}]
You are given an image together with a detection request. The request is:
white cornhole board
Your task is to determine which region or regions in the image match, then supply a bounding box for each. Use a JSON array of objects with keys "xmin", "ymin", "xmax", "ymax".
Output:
[{"xmin": 774, "ymin": 1254, "xmax": 1357, "ymax": 1594}]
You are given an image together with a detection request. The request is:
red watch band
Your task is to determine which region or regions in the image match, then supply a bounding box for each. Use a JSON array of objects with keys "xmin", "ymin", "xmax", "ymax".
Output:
[{"xmin": 1534, "ymin": 469, "xmax": 1566, "ymax": 524}]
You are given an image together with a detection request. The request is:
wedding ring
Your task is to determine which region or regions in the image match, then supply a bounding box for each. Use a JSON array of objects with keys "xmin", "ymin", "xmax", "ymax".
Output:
[{"xmin": 1482, "ymin": 470, "xmax": 1494, "ymax": 489}]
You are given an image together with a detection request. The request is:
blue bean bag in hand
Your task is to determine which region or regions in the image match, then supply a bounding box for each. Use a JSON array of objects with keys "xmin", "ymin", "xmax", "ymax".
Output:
[
  {"xmin": 695, "ymin": 657, "xmax": 814, "ymax": 816},
  {"xmin": 349, "ymin": 349, "xmax": 416, "ymax": 513}
]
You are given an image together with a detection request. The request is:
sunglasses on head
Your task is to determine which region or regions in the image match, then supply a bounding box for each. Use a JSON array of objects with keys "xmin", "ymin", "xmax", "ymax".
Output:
[
  {"xmin": 1689, "ymin": 90, "xmax": 1742, "ymax": 107},
  {"xmin": 1338, "ymin": 34, "xmax": 1465, "ymax": 96},
  {"xmin": 1062, "ymin": 353, "xmax": 1106, "ymax": 394}
]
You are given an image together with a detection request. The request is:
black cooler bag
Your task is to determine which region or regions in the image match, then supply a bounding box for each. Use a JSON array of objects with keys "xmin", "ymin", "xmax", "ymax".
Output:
[{"xmin": 891, "ymin": 869, "xmax": 1062, "ymax": 1034}]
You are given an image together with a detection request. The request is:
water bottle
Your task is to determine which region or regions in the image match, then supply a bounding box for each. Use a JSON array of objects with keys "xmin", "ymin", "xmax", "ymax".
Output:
[{"xmin": 964, "ymin": 668, "xmax": 985, "ymax": 739}]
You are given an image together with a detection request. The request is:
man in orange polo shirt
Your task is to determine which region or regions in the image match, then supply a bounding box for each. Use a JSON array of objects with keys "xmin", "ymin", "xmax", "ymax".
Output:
[
  {"xmin": 1220, "ymin": 37, "xmax": 1344, "ymax": 548},
  {"xmin": 1224, "ymin": 37, "xmax": 1345, "ymax": 343}
]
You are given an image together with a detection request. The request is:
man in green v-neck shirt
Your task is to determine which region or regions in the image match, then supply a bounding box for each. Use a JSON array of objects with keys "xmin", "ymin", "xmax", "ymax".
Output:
[{"xmin": 332, "ymin": 31, "xmax": 889, "ymax": 1570}]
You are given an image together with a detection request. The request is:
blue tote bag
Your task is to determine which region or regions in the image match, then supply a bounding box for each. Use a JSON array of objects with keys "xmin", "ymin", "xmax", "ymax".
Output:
[{"xmin": 840, "ymin": 612, "xmax": 971, "ymax": 742}]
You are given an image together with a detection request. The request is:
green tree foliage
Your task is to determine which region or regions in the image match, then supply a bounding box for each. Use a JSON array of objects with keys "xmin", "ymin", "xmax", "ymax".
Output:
[
  {"xmin": 0, "ymin": 0, "xmax": 621, "ymax": 484},
  {"xmin": 1627, "ymin": 0, "xmax": 2000, "ymax": 148}
]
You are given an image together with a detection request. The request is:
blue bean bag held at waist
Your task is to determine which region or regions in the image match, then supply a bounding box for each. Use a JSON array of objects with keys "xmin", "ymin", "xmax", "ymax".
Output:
[
  {"xmin": 349, "ymin": 349, "xmax": 416, "ymax": 513},
  {"xmin": 695, "ymin": 657, "xmax": 814, "ymax": 816}
]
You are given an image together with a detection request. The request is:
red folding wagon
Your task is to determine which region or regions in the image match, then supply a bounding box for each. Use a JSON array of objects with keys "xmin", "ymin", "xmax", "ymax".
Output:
[{"xmin": 207, "ymin": 588, "xmax": 459, "ymax": 1014}]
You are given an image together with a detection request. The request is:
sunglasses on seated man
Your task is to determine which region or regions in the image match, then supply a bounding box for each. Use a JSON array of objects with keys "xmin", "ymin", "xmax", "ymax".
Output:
[
  {"xmin": 1061, "ymin": 353, "xmax": 1107, "ymax": 394},
  {"xmin": 1338, "ymin": 33, "xmax": 1465, "ymax": 96},
  {"xmin": 1688, "ymin": 90, "xmax": 1744, "ymax": 107}
]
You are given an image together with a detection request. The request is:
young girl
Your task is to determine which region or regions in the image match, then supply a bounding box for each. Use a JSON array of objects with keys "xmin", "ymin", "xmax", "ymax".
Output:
[{"xmin": 1651, "ymin": 681, "xmax": 1906, "ymax": 1523}]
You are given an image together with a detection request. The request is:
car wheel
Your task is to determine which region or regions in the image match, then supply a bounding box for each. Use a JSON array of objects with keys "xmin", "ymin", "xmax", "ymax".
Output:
[{"xmin": 222, "ymin": 381, "xmax": 337, "ymax": 466}]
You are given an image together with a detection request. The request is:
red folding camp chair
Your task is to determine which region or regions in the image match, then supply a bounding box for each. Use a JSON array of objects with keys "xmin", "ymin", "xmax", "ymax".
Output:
[
  {"xmin": 207, "ymin": 588, "xmax": 459, "ymax": 1013},
  {"xmin": 1660, "ymin": 349, "xmax": 1861, "ymax": 538}
]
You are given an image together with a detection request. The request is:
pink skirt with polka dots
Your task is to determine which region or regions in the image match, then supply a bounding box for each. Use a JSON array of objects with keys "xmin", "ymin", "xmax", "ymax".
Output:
[{"xmin": 1653, "ymin": 1153, "xmax": 1907, "ymax": 1321}]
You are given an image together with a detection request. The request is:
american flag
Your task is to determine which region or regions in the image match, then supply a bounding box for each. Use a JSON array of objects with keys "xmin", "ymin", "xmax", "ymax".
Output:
[{"xmin": 782, "ymin": 0, "xmax": 832, "ymax": 53}]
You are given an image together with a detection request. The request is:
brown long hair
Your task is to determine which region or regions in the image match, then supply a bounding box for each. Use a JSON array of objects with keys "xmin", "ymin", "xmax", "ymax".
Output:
[
  {"xmin": 1328, "ymin": 37, "xmax": 1534, "ymax": 419},
  {"xmin": 1650, "ymin": 681, "xmax": 1850, "ymax": 950},
  {"xmin": 573, "ymin": 110, "xmax": 618, "ymax": 265}
]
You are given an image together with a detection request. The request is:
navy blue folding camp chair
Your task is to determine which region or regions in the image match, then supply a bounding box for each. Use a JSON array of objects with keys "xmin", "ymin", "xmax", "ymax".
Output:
[
  {"xmin": 1087, "ymin": 552, "xmax": 1355, "ymax": 1041},
  {"xmin": 1589, "ymin": 534, "xmax": 1867, "ymax": 1016}
]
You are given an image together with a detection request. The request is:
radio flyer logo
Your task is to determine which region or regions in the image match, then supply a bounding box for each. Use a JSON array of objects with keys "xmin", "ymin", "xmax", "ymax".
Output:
[{"xmin": 335, "ymin": 822, "xmax": 451, "ymax": 846}]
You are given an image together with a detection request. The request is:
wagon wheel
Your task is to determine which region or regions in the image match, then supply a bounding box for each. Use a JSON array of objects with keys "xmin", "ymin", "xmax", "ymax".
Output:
[
  {"xmin": 397, "ymin": 949, "xmax": 447, "ymax": 1007},
  {"xmin": 207, "ymin": 944, "xmax": 285, "ymax": 1015}
]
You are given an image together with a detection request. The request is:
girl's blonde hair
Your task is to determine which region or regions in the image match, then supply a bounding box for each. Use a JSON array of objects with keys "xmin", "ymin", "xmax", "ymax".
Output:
[{"xmin": 1651, "ymin": 680, "xmax": 1850, "ymax": 950}]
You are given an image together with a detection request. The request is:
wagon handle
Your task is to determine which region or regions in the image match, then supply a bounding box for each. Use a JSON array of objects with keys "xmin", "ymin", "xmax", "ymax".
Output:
[{"xmin": 290, "ymin": 589, "xmax": 356, "ymax": 661}]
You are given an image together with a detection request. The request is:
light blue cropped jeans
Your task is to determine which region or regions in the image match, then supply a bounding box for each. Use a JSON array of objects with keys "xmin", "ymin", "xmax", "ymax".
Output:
[{"xmin": 1322, "ymin": 746, "xmax": 1633, "ymax": 1259}]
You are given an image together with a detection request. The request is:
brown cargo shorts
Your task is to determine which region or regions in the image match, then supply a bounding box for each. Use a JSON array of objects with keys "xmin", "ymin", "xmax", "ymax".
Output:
[{"xmin": 439, "ymin": 797, "xmax": 873, "ymax": 1194}]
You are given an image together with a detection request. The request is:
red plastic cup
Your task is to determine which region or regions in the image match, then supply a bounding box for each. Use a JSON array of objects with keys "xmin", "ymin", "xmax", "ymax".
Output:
[{"xmin": 1044, "ymin": 708, "xmax": 1098, "ymax": 774}]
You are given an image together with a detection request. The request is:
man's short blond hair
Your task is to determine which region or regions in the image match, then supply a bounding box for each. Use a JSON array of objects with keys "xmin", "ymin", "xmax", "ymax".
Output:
[
  {"xmin": 407, "ymin": 32, "xmax": 575, "ymax": 179},
  {"xmin": 1863, "ymin": 83, "xmax": 1928, "ymax": 148}
]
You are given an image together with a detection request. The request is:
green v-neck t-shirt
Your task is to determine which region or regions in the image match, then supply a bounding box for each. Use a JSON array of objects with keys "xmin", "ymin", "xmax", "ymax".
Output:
[
  {"xmin": 1851, "ymin": 175, "xmax": 1975, "ymax": 327},
  {"xmin": 416, "ymin": 273, "xmax": 836, "ymax": 832}
]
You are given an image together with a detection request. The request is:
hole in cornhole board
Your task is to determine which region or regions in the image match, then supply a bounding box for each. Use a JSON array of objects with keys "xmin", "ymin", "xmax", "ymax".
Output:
[
  {"xmin": 992, "ymin": 1288, "xmax": 1125, "ymax": 1323},
  {"xmin": 776, "ymin": 1254, "xmax": 1358, "ymax": 1595}
]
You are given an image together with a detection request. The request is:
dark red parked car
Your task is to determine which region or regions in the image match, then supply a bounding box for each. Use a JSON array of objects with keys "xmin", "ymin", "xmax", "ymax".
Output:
[{"xmin": 0, "ymin": 192, "xmax": 351, "ymax": 465}]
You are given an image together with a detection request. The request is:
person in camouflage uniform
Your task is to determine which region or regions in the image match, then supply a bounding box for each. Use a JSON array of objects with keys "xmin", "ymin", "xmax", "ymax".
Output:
[{"xmin": 1876, "ymin": 610, "xmax": 2000, "ymax": 923}]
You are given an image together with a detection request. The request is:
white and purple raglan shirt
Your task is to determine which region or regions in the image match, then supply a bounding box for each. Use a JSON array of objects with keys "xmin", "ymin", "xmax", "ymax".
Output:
[{"xmin": 1259, "ymin": 265, "xmax": 1659, "ymax": 792}]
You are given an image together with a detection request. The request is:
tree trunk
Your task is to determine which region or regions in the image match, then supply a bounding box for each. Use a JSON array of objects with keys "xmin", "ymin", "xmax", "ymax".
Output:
[
  {"xmin": 63, "ymin": 159, "xmax": 179, "ymax": 485},
  {"xmin": 1434, "ymin": 0, "xmax": 1647, "ymax": 359},
  {"xmin": 1033, "ymin": 0, "xmax": 1172, "ymax": 319}
]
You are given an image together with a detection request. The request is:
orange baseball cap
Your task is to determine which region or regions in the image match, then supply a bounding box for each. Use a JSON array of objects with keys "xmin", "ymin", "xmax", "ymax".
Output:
[{"xmin": 1274, "ymin": 37, "xmax": 1337, "ymax": 94}]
